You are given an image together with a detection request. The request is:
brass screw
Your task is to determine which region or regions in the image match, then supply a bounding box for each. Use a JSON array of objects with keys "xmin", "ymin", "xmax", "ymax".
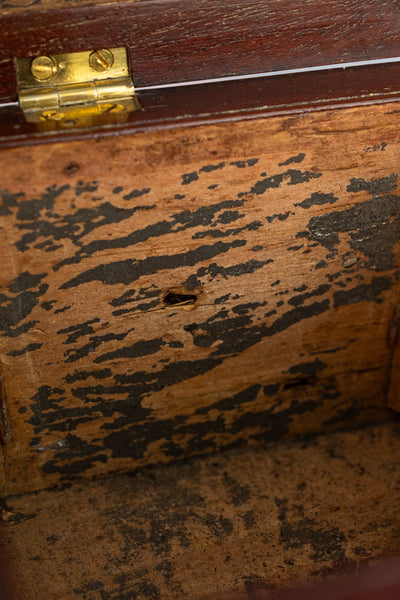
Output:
[
  {"xmin": 31, "ymin": 56, "xmax": 57, "ymax": 81},
  {"xmin": 89, "ymin": 49, "xmax": 114, "ymax": 72}
]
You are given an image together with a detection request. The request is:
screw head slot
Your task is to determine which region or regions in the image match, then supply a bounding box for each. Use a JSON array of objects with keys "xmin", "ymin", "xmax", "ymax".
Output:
[
  {"xmin": 31, "ymin": 56, "xmax": 57, "ymax": 81},
  {"xmin": 89, "ymin": 49, "xmax": 114, "ymax": 72}
]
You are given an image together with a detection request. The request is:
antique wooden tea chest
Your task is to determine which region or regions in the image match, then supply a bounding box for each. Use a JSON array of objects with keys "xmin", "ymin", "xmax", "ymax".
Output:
[{"xmin": 1, "ymin": 1, "xmax": 400, "ymax": 598}]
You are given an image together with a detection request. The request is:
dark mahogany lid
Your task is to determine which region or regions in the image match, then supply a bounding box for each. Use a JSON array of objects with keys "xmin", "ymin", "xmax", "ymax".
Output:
[
  {"xmin": 1, "ymin": 0, "xmax": 400, "ymax": 147},
  {"xmin": 1, "ymin": 0, "xmax": 400, "ymax": 102}
]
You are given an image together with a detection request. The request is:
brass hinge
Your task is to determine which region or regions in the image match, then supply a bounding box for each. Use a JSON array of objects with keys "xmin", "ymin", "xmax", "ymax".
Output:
[{"xmin": 15, "ymin": 47, "xmax": 140, "ymax": 125}]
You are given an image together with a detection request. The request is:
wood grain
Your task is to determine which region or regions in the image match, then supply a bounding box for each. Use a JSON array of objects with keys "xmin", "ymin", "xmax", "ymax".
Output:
[
  {"xmin": 0, "ymin": 0, "xmax": 137, "ymax": 12},
  {"xmin": 1, "ymin": 102, "xmax": 400, "ymax": 495},
  {"xmin": 1, "ymin": 0, "xmax": 400, "ymax": 101}
]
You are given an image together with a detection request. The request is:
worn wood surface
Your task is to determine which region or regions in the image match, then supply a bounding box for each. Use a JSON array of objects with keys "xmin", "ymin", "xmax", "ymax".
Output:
[
  {"xmin": 1, "ymin": 0, "xmax": 400, "ymax": 102},
  {"xmin": 1, "ymin": 103, "xmax": 400, "ymax": 495},
  {"xmin": 2, "ymin": 423, "xmax": 400, "ymax": 600}
]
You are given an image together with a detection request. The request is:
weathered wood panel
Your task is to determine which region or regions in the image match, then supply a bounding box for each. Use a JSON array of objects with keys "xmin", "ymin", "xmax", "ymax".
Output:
[
  {"xmin": 1, "ymin": 103, "xmax": 400, "ymax": 495},
  {"xmin": 3, "ymin": 424, "xmax": 400, "ymax": 600}
]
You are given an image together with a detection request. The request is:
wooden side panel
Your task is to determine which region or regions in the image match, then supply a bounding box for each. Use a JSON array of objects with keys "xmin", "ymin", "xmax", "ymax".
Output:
[{"xmin": 1, "ymin": 103, "xmax": 400, "ymax": 495}]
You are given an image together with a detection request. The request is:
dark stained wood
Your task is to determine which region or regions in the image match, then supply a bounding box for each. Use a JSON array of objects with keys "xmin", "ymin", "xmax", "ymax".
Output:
[
  {"xmin": 3, "ymin": 424, "xmax": 400, "ymax": 599},
  {"xmin": 0, "ymin": 0, "xmax": 138, "ymax": 11},
  {"xmin": 0, "ymin": 543, "xmax": 14, "ymax": 600},
  {"xmin": 1, "ymin": 102, "xmax": 400, "ymax": 495},
  {"xmin": 2, "ymin": 62, "xmax": 400, "ymax": 149},
  {"xmin": 1, "ymin": 0, "xmax": 400, "ymax": 102}
]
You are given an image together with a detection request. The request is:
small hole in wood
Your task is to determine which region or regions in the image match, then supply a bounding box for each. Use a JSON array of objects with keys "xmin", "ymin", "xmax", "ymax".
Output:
[
  {"xmin": 163, "ymin": 291, "xmax": 197, "ymax": 307},
  {"xmin": 64, "ymin": 162, "xmax": 80, "ymax": 175}
]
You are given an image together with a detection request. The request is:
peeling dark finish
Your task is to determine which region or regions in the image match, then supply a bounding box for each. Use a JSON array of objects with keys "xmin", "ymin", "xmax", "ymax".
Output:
[
  {"xmin": 279, "ymin": 153, "xmax": 306, "ymax": 166},
  {"xmin": 1, "ymin": 106, "xmax": 400, "ymax": 493},
  {"xmin": 298, "ymin": 181, "xmax": 400, "ymax": 271},
  {"xmin": 60, "ymin": 240, "xmax": 248, "ymax": 290},
  {"xmin": 276, "ymin": 497, "xmax": 346, "ymax": 563},
  {"xmin": 333, "ymin": 276, "xmax": 392, "ymax": 308},
  {"xmin": 7, "ymin": 342, "xmax": 42, "ymax": 357},
  {"xmin": 295, "ymin": 192, "xmax": 338, "ymax": 209}
]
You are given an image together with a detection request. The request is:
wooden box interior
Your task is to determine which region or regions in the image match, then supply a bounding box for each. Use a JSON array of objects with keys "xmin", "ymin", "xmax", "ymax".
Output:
[{"xmin": 1, "ymin": 1, "xmax": 400, "ymax": 598}]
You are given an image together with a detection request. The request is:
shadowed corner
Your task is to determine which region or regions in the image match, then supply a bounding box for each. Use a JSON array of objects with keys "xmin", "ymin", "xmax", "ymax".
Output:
[
  {"xmin": 280, "ymin": 558, "xmax": 400, "ymax": 600},
  {"xmin": 201, "ymin": 557, "xmax": 400, "ymax": 600},
  {"xmin": 0, "ymin": 521, "xmax": 15, "ymax": 600}
]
